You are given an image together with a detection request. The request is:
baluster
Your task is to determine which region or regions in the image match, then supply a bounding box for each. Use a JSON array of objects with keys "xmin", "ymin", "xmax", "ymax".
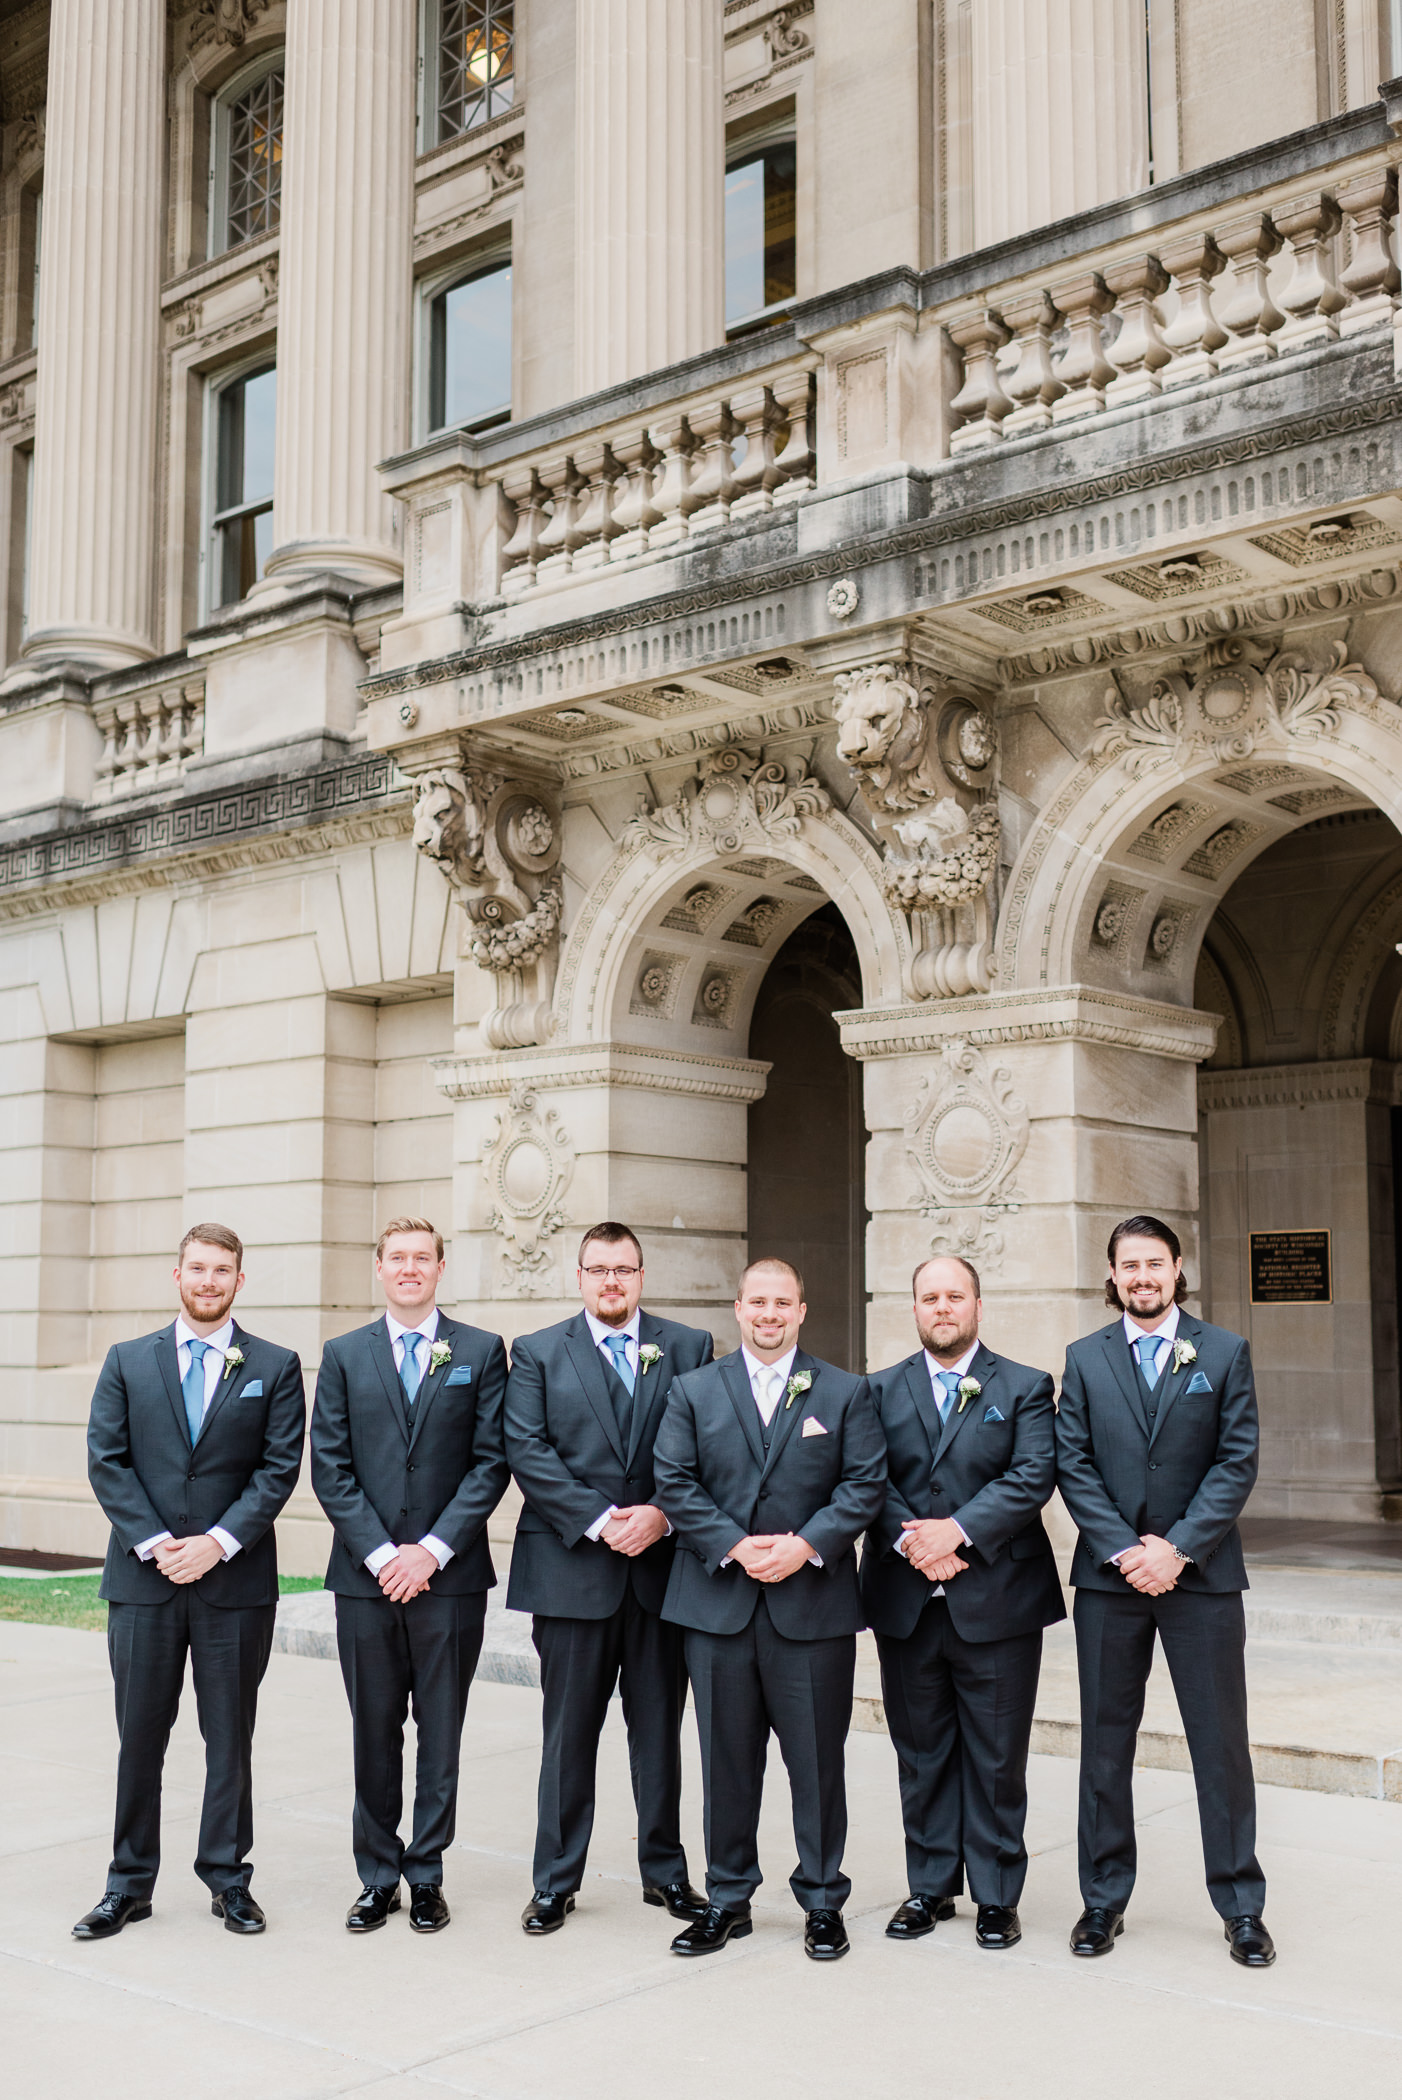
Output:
[
  {"xmin": 533, "ymin": 453, "xmax": 585, "ymax": 585},
  {"xmin": 1104, "ymin": 255, "xmax": 1171, "ymax": 404},
  {"xmin": 1158, "ymin": 234, "xmax": 1227, "ymax": 387},
  {"xmin": 1275, "ymin": 192, "xmax": 1346, "ymax": 350},
  {"xmin": 771, "ymin": 368, "xmax": 815, "ymax": 497},
  {"xmin": 1337, "ymin": 168, "xmax": 1400, "ymax": 335},
  {"xmin": 113, "ymin": 700, "xmax": 140, "ymax": 793},
  {"xmin": 1000, "ymin": 292, "xmax": 1065, "ymax": 434},
  {"xmin": 729, "ymin": 386, "xmax": 783, "ymax": 516},
  {"xmin": 93, "ymin": 709, "xmax": 118, "ymax": 800},
  {"xmin": 138, "ymin": 693, "xmax": 163, "ymax": 780},
  {"xmin": 499, "ymin": 462, "xmax": 548, "ymax": 594},
  {"xmin": 646, "ymin": 415, "xmax": 699, "ymax": 548},
  {"xmin": 1214, "ymin": 213, "xmax": 1285, "ymax": 367},
  {"xmin": 609, "ymin": 428, "xmax": 661, "ymax": 561},
  {"xmin": 947, "ymin": 309, "xmax": 1013, "ymax": 450},
  {"xmin": 181, "ymin": 682, "xmax": 205, "ymax": 763},
  {"xmin": 1049, "ymin": 273, "xmax": 1114, "ymax": 421},
  {"xmin": 569, "ymin": 442, "xmax": 622, "ymax": 570},
  {"xmin": 685, "ymin": 400, "xmax": 739, "ymax": 533}
]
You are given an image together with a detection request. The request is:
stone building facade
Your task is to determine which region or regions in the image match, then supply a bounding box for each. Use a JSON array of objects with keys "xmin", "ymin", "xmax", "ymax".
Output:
[{"xmin": 4, "ymin": 0, "xmax": 1402, "ymax": 1570}]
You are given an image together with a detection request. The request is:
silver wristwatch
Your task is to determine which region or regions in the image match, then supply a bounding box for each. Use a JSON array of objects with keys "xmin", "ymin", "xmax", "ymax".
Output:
[{"xmin": 1172, "ymin": 1545, "xmax": 1193, "ymax": 1563}]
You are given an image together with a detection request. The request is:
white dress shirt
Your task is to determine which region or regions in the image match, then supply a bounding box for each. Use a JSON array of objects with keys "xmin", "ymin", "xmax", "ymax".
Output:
[
  {"xmin": 364, "ymin": 1309, "xmax": 454, "ymax": 1577},
  {"xmin": 136, "ymin": 1316, "xmax": 242, "ymax": 1564},
  {"xmin": 894, "ymin": 1339, "xmax": 977, "ymax": 1592},
  {"xmin": 583, "ymin": 1310, "xmax": 674, "ymax": 1540},
  {"xmin": 1107, "ymin": 1303, "xmax": 1182, "ymax": 1567},
  {"xmin": 722, "ymin": 1345, "xmax": 820, "ymax": 1567}
]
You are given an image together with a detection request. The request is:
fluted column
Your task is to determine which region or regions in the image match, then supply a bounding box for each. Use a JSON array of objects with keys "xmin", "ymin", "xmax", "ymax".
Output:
[
  {"xmin": 972, "ymin": 0, "xmax": 1148, "ymax": 249},
  {"xmin": 23, "ymin": 0, "xmax": 163, "ymax": 669},
  {"xmin": 264, "ymin": 0, "xmax": 414, "ymax": 586},
  {"xmin": 574, "ymin": 0, "xmax": 723, "ymax": 396}
]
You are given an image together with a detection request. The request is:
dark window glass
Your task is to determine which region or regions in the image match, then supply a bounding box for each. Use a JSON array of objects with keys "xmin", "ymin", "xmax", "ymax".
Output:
[
  {"xmin": 725, "ymin": 142, "xmax": 797, "ymax": 331},
  {"xmin": 439, "ymin": 1, "xmax": 515, "ymax": 141},
  {"xmin": 226, "ymin": 66, "xmax": 284, "ymax": 247},
  {"xmin": 213, "ymin": 366, "xmax": 276, "ymax": 607},
  {"xmin": 429, "ymin": 264, "xmax": 512, "ymax": 431}
]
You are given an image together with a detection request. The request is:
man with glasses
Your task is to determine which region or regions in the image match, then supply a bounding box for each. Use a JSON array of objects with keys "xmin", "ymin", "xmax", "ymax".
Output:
[{"xmin": 505, "ymin": 1222, "xmax": 714, "ymax": 1935}]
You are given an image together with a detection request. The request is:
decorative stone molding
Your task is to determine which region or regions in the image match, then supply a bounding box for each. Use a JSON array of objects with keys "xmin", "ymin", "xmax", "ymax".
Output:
[
  {"xmin": 837, "ymin": 985, "xmax": 1222, "ymax": 1064},
  {"xmin": 1092, "ymin": 638, "xmax": 1383, "ymax": 776},
  {"xmin": 432, "ymin": 1041, "xmax": 772, "ymax": 1103},
  {"xmin": 1196, "ymin": 1059, "xmax": 1401, "ymax": 1112},
  {"xmin": 620, "ymin": 743, "xmax": 830, "ymax": 861},
  {"xmin": 480, "ymin": 1083, "xmax": 576, "ymax": 1297},
  {"xmin": 904, "ymin": 1039, "xmax": 1028, "ymax": 1238},
  {"xmin": 189, "ymin": 0, "xmax": 276, "ymax": 50}
]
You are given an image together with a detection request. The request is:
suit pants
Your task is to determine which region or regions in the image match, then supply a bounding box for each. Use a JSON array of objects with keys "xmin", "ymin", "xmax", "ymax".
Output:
[
  {"xmin": 1074, "ymin": 1585, "xmax": 1265, "ymax": 1918},
  {"xmin": 334, "ymin": 1589, "xmax": 486, "ymax": 1888},
  {"xmin": 531, "ymin": 1586, "xmax": 689, "ymax": 1894},
  {"xmin": 876, "ymin": 1599, "xmax": 1042, "ymax": 1907},
  {"xmin": 685, "ymin": 1597, "xmax": 855, "ymax": 1913},
  {"xmin": 106, "ymin": 1589, "xmax": 276, "ymax": 1898}
]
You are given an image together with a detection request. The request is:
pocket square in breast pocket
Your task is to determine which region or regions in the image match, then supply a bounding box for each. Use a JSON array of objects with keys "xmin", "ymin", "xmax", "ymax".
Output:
[
  {"xmin": 238, "ymin": 1379, "xmax": 264, "ymax": 1399},
  {"xmin": 982, "ymin": 1404, "xmax": 1005, "ymax": 1424},
  {"xmin": 1185, "ymin": 1371, "xmax": 1213, "ymax": 1395},
  {"xmin": 800, "ymin": 1417, "xmax": 828, "ymax": 1437},
  {"xmin": 445, "ymin": 1365, "xmax": 473, "ymax": 1386}
]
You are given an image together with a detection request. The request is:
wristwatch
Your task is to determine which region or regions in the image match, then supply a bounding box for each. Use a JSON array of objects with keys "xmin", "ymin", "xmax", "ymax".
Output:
[{"xmin": 1172, "ymin": 1545, "xmax": 1193, "ymax": 1563}]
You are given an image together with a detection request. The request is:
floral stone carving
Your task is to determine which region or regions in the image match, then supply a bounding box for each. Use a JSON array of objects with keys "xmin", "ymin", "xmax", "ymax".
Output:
[
  {"xmin": 620, "ymin": 743, "xmax": 831, "ymax": 861},
  {"xmin": 1091, "ymin": 637, "xmax": 1382, "ymax": 775},
  {"xmin": 904, "ymin": 1039, "xmax": 1028, "ymax": 1273},
  {"xmin": 481, "ymin": 1083, "xmax": 575, "ymax": 1296}
]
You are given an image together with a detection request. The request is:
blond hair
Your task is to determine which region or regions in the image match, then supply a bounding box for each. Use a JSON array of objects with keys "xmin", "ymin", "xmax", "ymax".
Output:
[{"xmin": 376, "ymin": 1216, "xmax": 444, "ymax": 1261}]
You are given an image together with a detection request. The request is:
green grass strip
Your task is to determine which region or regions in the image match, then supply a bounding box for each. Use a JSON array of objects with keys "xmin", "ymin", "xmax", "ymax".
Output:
[{"xmin": 0, "ymin": 1569, "xmax": 325, "ymax": 1632}]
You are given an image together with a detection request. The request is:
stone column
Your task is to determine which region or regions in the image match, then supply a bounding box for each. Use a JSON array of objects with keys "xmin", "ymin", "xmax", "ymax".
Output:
[
  {"xmin": 22, "ymin": 0, "xmax": 163, "ymax": 669},
  {"xmin": 971, "ymin": 0, "xmax": 1149, "ymax": 249},
  {"xmin": 263, "ymin": 0, "xmax": 415, "ymax": 586},
  {"xmin": 574, "ymin": 0, "xmax": 723, "ymax": 396}
]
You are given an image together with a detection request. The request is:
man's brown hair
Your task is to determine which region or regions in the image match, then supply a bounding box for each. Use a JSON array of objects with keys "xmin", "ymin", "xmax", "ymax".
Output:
[
  {"xmin": 1103, "ymin": 1212, "xmax": 1189, "ymax": 1308},
  {"xmin": 376, "ymin": 1216, "xmax": 445, "ymax": 1262},
  {"xmin": 912, "ymin": 1254, "xmax": 981, "ymax": 1300},
  {"xmin": 178, "ymin": 1222, "xmax": 243, "ymax": 1268},
  {"xmin": 737, "ymin": 1255, "xmax": 805, "ymax": 1300},
  {"xmin": 577, "ymin": 1221, "xmax": 643, "ymax": 1269}
]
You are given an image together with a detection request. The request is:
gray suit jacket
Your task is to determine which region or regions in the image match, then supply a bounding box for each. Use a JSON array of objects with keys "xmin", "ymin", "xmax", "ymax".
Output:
[{"xmin": 1055, "ymin": 1312, "xmax": 1258, "ymax": 1592}]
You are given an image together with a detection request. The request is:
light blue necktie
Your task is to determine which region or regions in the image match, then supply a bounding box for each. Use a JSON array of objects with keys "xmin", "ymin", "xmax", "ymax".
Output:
[
  {"xmin": 1135, "ymin": 1335, "xmax": 1164, "ymax": 1390},
  {"xmin": 935, "ymin": 1370, "xmax": 960, "ymax": 1422},
  {"xmin": 182, "ymin": 1338, "xmax": 210, "ymax": 1444},
  {"xmin": 400, "ymin": 1332, "xmax": 424, "ymax": 1408},
  {"xmin": 604, "ymin": 1334, "xmax": 636, "ymax": 1396}
]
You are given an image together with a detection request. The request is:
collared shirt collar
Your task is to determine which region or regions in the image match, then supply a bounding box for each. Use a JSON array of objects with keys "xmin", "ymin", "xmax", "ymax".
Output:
[
  {"xmin": 385, "ymin": 1307, "xmax": 440, "ymax": 1347},
  {"xmin": 585, "ymin": 1308, "xmax": 641, "ymax": 1353},
  {"xmin": 924, "ymin": 1339, "xmax": 979, "ymax": 1387},
  {"xmin": 741, "ymin": 1343, "xmax": 797, "ymax": 1390},
  {"xmin": 1123, "ymin": 1303, "xmax": 1179, "ymax": 1354},
  {"xmin": 175, "ymin": 1314, "xmax": 234, "ymax": 1360}
]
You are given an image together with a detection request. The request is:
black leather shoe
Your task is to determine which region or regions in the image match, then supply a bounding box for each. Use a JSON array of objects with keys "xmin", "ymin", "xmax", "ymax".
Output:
[
  {"xmin": 212, "ymin": 1887, "xmax": 265, "ymax": 1934},
  {"xmin": 1070, "ymin": 1906, "xmax": 1125, "ymax": 1956},
  {"xmin": 643, "ymin": 1877, "xmax": 709, "ymax": 1920},
  {"xmin": 346, "ymin": 1885, "xmax": 401, "ymax": 1932},
  {"xmin": 522, "ymin": 1890, "xmax": 575, "ymax": 1935},
  {"xmin": 1225, "ymin": 1914, "xmax": 1276, "ymax": 1967},
  {"xmin": 885, "ymin": 1894, "xmax": 956, "ymax": 1939},
  {"xmin": 671, "ymin": 1904, "xmax": 753, "ymax": 1955},
  {"xmin": 975, "ymin": 1904, "xmax": 1021, "ymax": 1949},
  {"xmin": 409, "ymin": 1884, "xmax": 450, "ymax": 1933},
  {"xmin": 804, "ymin": 1908, "xmax": 850, "ymax": 1961},
  {"xmin": 72, "ymin": 1892, "xmax": 152, "ymax": 1941}
]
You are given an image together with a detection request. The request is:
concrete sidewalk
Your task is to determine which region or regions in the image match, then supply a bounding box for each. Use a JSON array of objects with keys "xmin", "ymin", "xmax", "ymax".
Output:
[{"xmin": 4, "ymin": 1619, "xmax": 1401, "ymax": 2100}]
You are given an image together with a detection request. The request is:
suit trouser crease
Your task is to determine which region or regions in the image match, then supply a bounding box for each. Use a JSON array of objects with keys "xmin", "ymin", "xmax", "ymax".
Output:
[
  {"xmin": 685, "ymin": 1596, "xmax": 855, "ymax": 1913},
  {"xmin": 531, "ymin": 1586, "xmax": 689, "ymax": 1893},
  {"xmin": 107, "ymin": 1590, "xmax": 275, "ymax": 1897},
  {"xmin": 335, "ymin": 1590, "xmax": 486, "ymax": 1887},
  {"xmin": 1074, "ymin": 1586, "xmax": 1265, "ymax": 1918},
  {"xmin": 877, "ymin": 1601, "xmax": 1042, "ymax": 1907}
]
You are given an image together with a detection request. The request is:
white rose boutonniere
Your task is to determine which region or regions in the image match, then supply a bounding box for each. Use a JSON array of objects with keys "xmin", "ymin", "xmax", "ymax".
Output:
[
  {"xmin": 784, "ymin": 1370, "xmax": 813, "ymax": 1410},
  {"xmin": 956, "ymin": 1375, "xmax": 981, "ymax": 1414},
  {"xmin": 639, "ymin": 1343, "xmax": 662, "ymax": 1374},
  {"xmin": 1171, "ymin": 1337, "xmax": 1197, "ymax": 1372},
  {"xmin": 429, "ymin": 1340, "xmax": 453, "ymax": 1372},
  {"xmin": 222, "ymin": 1346, "xmax": 245, "ymax": 1381}
]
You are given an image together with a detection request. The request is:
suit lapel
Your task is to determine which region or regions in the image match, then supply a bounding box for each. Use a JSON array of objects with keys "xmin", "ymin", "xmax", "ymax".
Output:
[
  {"xmin": 720, "ymin": 1350, "xmax": 766, "ymax": 1470},
  {"xmin": 626, "ymin": 1312, "xmax": 668, "ymax": 1469},
  {"xmin": 193, "ymin": 1320, "xmax": 245, "ymax": 1444},
  {"xmin": 901, "ymin": 1353, "xmax": 942, "ymax": 1460},
  {"xmin": 156, "ymin": 1324, "xmax": 189, "ymax": 1446},
  {"xmin": 1147, "ymin": 1314, "xmax": 1200, "ymax": 1449},
  {"xmin": 565, "ymin": 1315, "xmax": 627, "ymax": 1463},
  {"xmin": 407, "ymin": 1316, "xmax": 456, "ymax": 1452},
  {"xmin": 933, "ymin": 1343, "xmax": 998, "ymax": 1464},
  {"xmin": 758, "ymin": 1351, "xmax": 817, "ymax": 1487},
  {"xmin": 369, "ymin": 1317, "xmax": 411, "ymax": 1441},
  {"xmin": 1101, "ymin": 1324, "xmax": 1151, "ymax": 1438}
]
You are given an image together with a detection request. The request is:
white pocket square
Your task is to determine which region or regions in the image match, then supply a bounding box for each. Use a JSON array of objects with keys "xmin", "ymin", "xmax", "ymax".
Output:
[{"xmin": 801, "ymin": 1417, "xmax": 828, "ymax": 1438}]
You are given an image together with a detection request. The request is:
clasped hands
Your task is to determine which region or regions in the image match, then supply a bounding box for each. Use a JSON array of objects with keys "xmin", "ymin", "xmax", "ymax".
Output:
[
  {"xmin": 730, "ymin": 1532, "xmax": 814, "ymax": 1584},
  {"xmin": 377, "ymin": 1541, "xmax": 440, "ymax": 1602},
  {"xmin": 600, "ymin": 1504, "xmax": 670, "ymax": 1557},
  {"xmin": 1118, "ymin": 1532, "xmax": 1182, "ymax": 1596},
  {"xmin": 153, "ymin": 1534, "xmax": 225, "ymax": 1584},
  {"xmin": 900, "ymin": 1515, "xmax": 969, "ymax": 1583}
]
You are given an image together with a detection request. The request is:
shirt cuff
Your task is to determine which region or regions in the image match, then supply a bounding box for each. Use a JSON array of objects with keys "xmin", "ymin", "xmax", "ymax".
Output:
[
  {"xmin": 808, "ymin": 1553, "xmax": 823, "ymax": 1568},
  {"xmin": 1108, "ymin": 1547, "xmax": 1132, "ymax": 1565},
  {"xmin": 208, "ymin": 1526, "xmax": 241, "ymax": 1561},
  {"xmin": 420, "ymin": 1534, "xmax": 453, "ymax": 1569},
  {"xmin": 365, "ymin": 1542, "xmax": 397, "ymax": 1577},
  {"xmin": 135, "ymin": 1531, "xmax": 173, "ymax": 1561},
  {"xmin": 585, "ymin": 1505, "xmax": 619, "ymax": 1542}
]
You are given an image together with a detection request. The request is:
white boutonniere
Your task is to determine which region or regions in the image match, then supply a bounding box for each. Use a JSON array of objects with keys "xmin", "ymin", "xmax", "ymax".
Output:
[
  {"xmin": 639, "ymin": 1343, "xmax": 662, "ymax": 1374},
  {"xmin": 429, "ymin": 1340, "xmax": 453, "ymax": 1372},
  {"xmin": 1171, "ymin": 1338, "xmax": 1197, "ymax": 1372},
  {"xmin": 784, "ymin": 1370, "xmax": 813, "ymax": 1410},
  {"xmin": 956, "ymin": 1376, "xmax": 981, "ymax": 1414},
  {"xmin": 222, "ymin": 1345, "xmax": 244, "ymax": 1381}
]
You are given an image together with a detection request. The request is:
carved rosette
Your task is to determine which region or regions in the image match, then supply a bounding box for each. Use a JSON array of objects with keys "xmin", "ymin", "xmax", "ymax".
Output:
[
  {"xmin": 620, "ymin": 743, "xmax": 831, "ymax": 860},
  {"xmin": 481, "ymin": 1083, "xmax": 575, "ymax": 1297},
  {"xmin": 904, "ymin": 1039, "xmax": 1028, "ymax": 1275},
  {"xmin": 1091, "ymin": 637, "xmax": 1382, "ymax": 774}
]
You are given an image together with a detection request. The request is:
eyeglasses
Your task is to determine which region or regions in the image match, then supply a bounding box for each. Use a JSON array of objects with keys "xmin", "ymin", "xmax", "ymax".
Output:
[{"xmin": 582, "ymin": 1265, "xmax": 640, "ymax": 1281}]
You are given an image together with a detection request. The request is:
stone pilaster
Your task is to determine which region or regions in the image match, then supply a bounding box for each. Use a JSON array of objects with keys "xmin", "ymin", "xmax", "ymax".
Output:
[
  {"xmin": 22, "ymin": 0, "xmax": 164, "ymax": 669},
  {"xmin": 971, "ymin": 0, "xmax": 1149, "ymax": 248},
  {"xmin": 264, "ymin": 0, "xmax": 415, "ymax": 585},
  {"xmin": 574, "ymin": 0, "xmax": 723, "ymax": 395}
]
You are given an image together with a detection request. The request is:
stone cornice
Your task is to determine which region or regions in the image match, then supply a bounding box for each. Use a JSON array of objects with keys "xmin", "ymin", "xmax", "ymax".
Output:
[
  {"xmin": 836, "ymin": 987, "xmax": 1222, "ymax": 1063},
  {"xmin": 1196, "ymin": 1059, "xmax": 1402, "ymax": 1111},
  {"xmin": 432, "ymin": 1040, "xmax": 773, "ymax": 1102}
]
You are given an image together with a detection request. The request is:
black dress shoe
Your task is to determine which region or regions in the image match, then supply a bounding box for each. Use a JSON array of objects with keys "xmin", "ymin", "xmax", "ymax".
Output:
[
  {"xmin": 346, "ymin": 1884, "xmax": 401, "ymax": 1932},
  {"xmin": 643, "ymin": 1877, "xmax": 709, "ymax": 1920},
  {"xmin": 1070, "ymin": 1906, "xmax": 1125, "ymax": 1956},
  {"xmin": 670, "ymin": 1903, "xmax": 753, "ymax": 1955},
  {"xmin": 522, "ymin": 1890, "xmax": 575, "ymax": 1935},
  {"xmin": 1225, "ymin": 1914, "xmax": 1276, "ymax": 1967},
  {"xmin": 212, "ymin": 1887, "xmax": 265, "ymax": 1934},
  {"xmin": 409, "ymin": 1884, "xmax": 450, "ymax": 1933},
  {"xmin": 975, "ymin": 1904, "xmax": 1021, "ymax": 1949},
  {"xmin": 72, "ymin": 1892, "xmax": 152, "ymax": 1941},
  {"xmin": 804, "ymin": 1908, "xmax": 850, "ymax": 1961},
  {"xmin": 885, "ymin": 1894, "xmax": 956, "ymax": 1939}
]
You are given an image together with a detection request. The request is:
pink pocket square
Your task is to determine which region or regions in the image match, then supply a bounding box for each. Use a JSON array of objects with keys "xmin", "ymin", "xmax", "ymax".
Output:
[{"xmin": 801, "ymin": 1418, "xmax": 828, "ymax": 1438}]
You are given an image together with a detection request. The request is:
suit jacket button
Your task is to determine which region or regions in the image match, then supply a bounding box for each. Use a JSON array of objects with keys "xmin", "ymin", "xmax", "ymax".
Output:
[
  {"xmin": 187, "ymin": 1469, "xmax": 196, "ymax": 1480},
  {"xmin": 1149, "ymin": 1462, "xmax": 1159, "ymax": 1470},
  {"xmin": 407, "ymin": 1463, "xmax": 416, "ymax": 1472}
]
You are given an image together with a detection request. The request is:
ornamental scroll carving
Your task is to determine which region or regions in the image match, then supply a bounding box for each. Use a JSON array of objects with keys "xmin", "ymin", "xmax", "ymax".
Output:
[
  {"xmin": 481, "ymin": 1084, "xmax": 575, "ymax": 1297},
  {"xmin": 1091, "ymin": 637, "xmax": 1382, "ymax": 776},
  {"xmin": 904, "ymin": 1039, "xmax": 1028, "ymax": 1275},
  {"xmin": 620, "ymin": 743, "xmax": 831, "ymax": 860},
  {"xmin": 833, "ymin": 661, "xmax": 1000, "ymax": 1000}
]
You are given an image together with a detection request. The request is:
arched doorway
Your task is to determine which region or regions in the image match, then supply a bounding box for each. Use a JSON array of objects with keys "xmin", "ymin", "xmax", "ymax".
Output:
[{"xmin": 746, "ymin": 901, "xmax": 867, "ymax": 1370}]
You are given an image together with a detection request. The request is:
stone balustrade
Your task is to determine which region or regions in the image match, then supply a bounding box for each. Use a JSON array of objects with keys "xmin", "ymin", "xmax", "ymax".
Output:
[{"xmin": 90, "ymin": 677, "xmax": 205, "ymax": 802}]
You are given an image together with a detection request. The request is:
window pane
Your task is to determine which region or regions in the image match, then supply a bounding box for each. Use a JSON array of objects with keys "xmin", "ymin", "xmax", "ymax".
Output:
[
  {"xmin": 217, "ymin": 366, "xmax": 276, "ymax": 511},
  {"xmin": 439, "ymin": 0, "xmax": 515, "ymax": 140},
  {"xmin": 227, "ymin": 67, "xmax": 284, "ymax": 247},
  {"xmin": 725, "ymin": 157, "xmax": 766, "ymax": 325},
  {"xmin": 762, "ymin": 143, "xmax": 797, "ymax": 310},
  {"xmin": 433, "ymin": 266, "xmax": 512, "ymax": 431}
]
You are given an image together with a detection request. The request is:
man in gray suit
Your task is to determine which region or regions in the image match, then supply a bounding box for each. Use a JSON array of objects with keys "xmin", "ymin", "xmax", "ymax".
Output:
[
  {"xmin": 505, "ymin": 1221, "xmax": 713, "ymax": 1935},
  {"xmin": 654, "ymin": 1258, "xmax": 886, "ymax": 1963},
  {"xmin": 1055, "ymin": 1213, "xmax": 1273, "ymax": 1967},
  {"xmin": 311, "ymin": 1217, "xmax": 508, "ymax": 1936}
]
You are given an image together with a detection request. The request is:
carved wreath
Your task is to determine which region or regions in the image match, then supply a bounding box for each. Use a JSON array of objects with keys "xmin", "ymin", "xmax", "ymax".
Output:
[
  {"xmin": 1091, "ymin": 639, "xmax": 1381, "ymax": 774},
  {"xmin": 882, "ymin": 800, "xmax": 1001, "ymax": 908}
]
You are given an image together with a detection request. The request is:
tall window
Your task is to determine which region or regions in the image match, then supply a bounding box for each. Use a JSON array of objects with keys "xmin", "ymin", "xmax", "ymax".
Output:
[
  {"xmin": 725, "ymin": 141, "xmax": 797, "ymax": 334},
  {"xmin": 427, "ymin": 262, "xmax": 512, "ymax": 433},
  {"xmin": 435, "ymin": 1, "xmax": 515, "ymax": 143},
  {"xmin": 210, "ymin": 365, "xmax": 276, "ymax": 609},
  {"xmin": 214, "ymin": 59, "xmax": 284, "ymax": 253}
]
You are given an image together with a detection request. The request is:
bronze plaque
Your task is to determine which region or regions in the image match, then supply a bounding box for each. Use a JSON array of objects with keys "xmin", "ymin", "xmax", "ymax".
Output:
[{"xmin": 1249, "ymin": 1229, "xmax": 1332, "ymax": 1305}]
